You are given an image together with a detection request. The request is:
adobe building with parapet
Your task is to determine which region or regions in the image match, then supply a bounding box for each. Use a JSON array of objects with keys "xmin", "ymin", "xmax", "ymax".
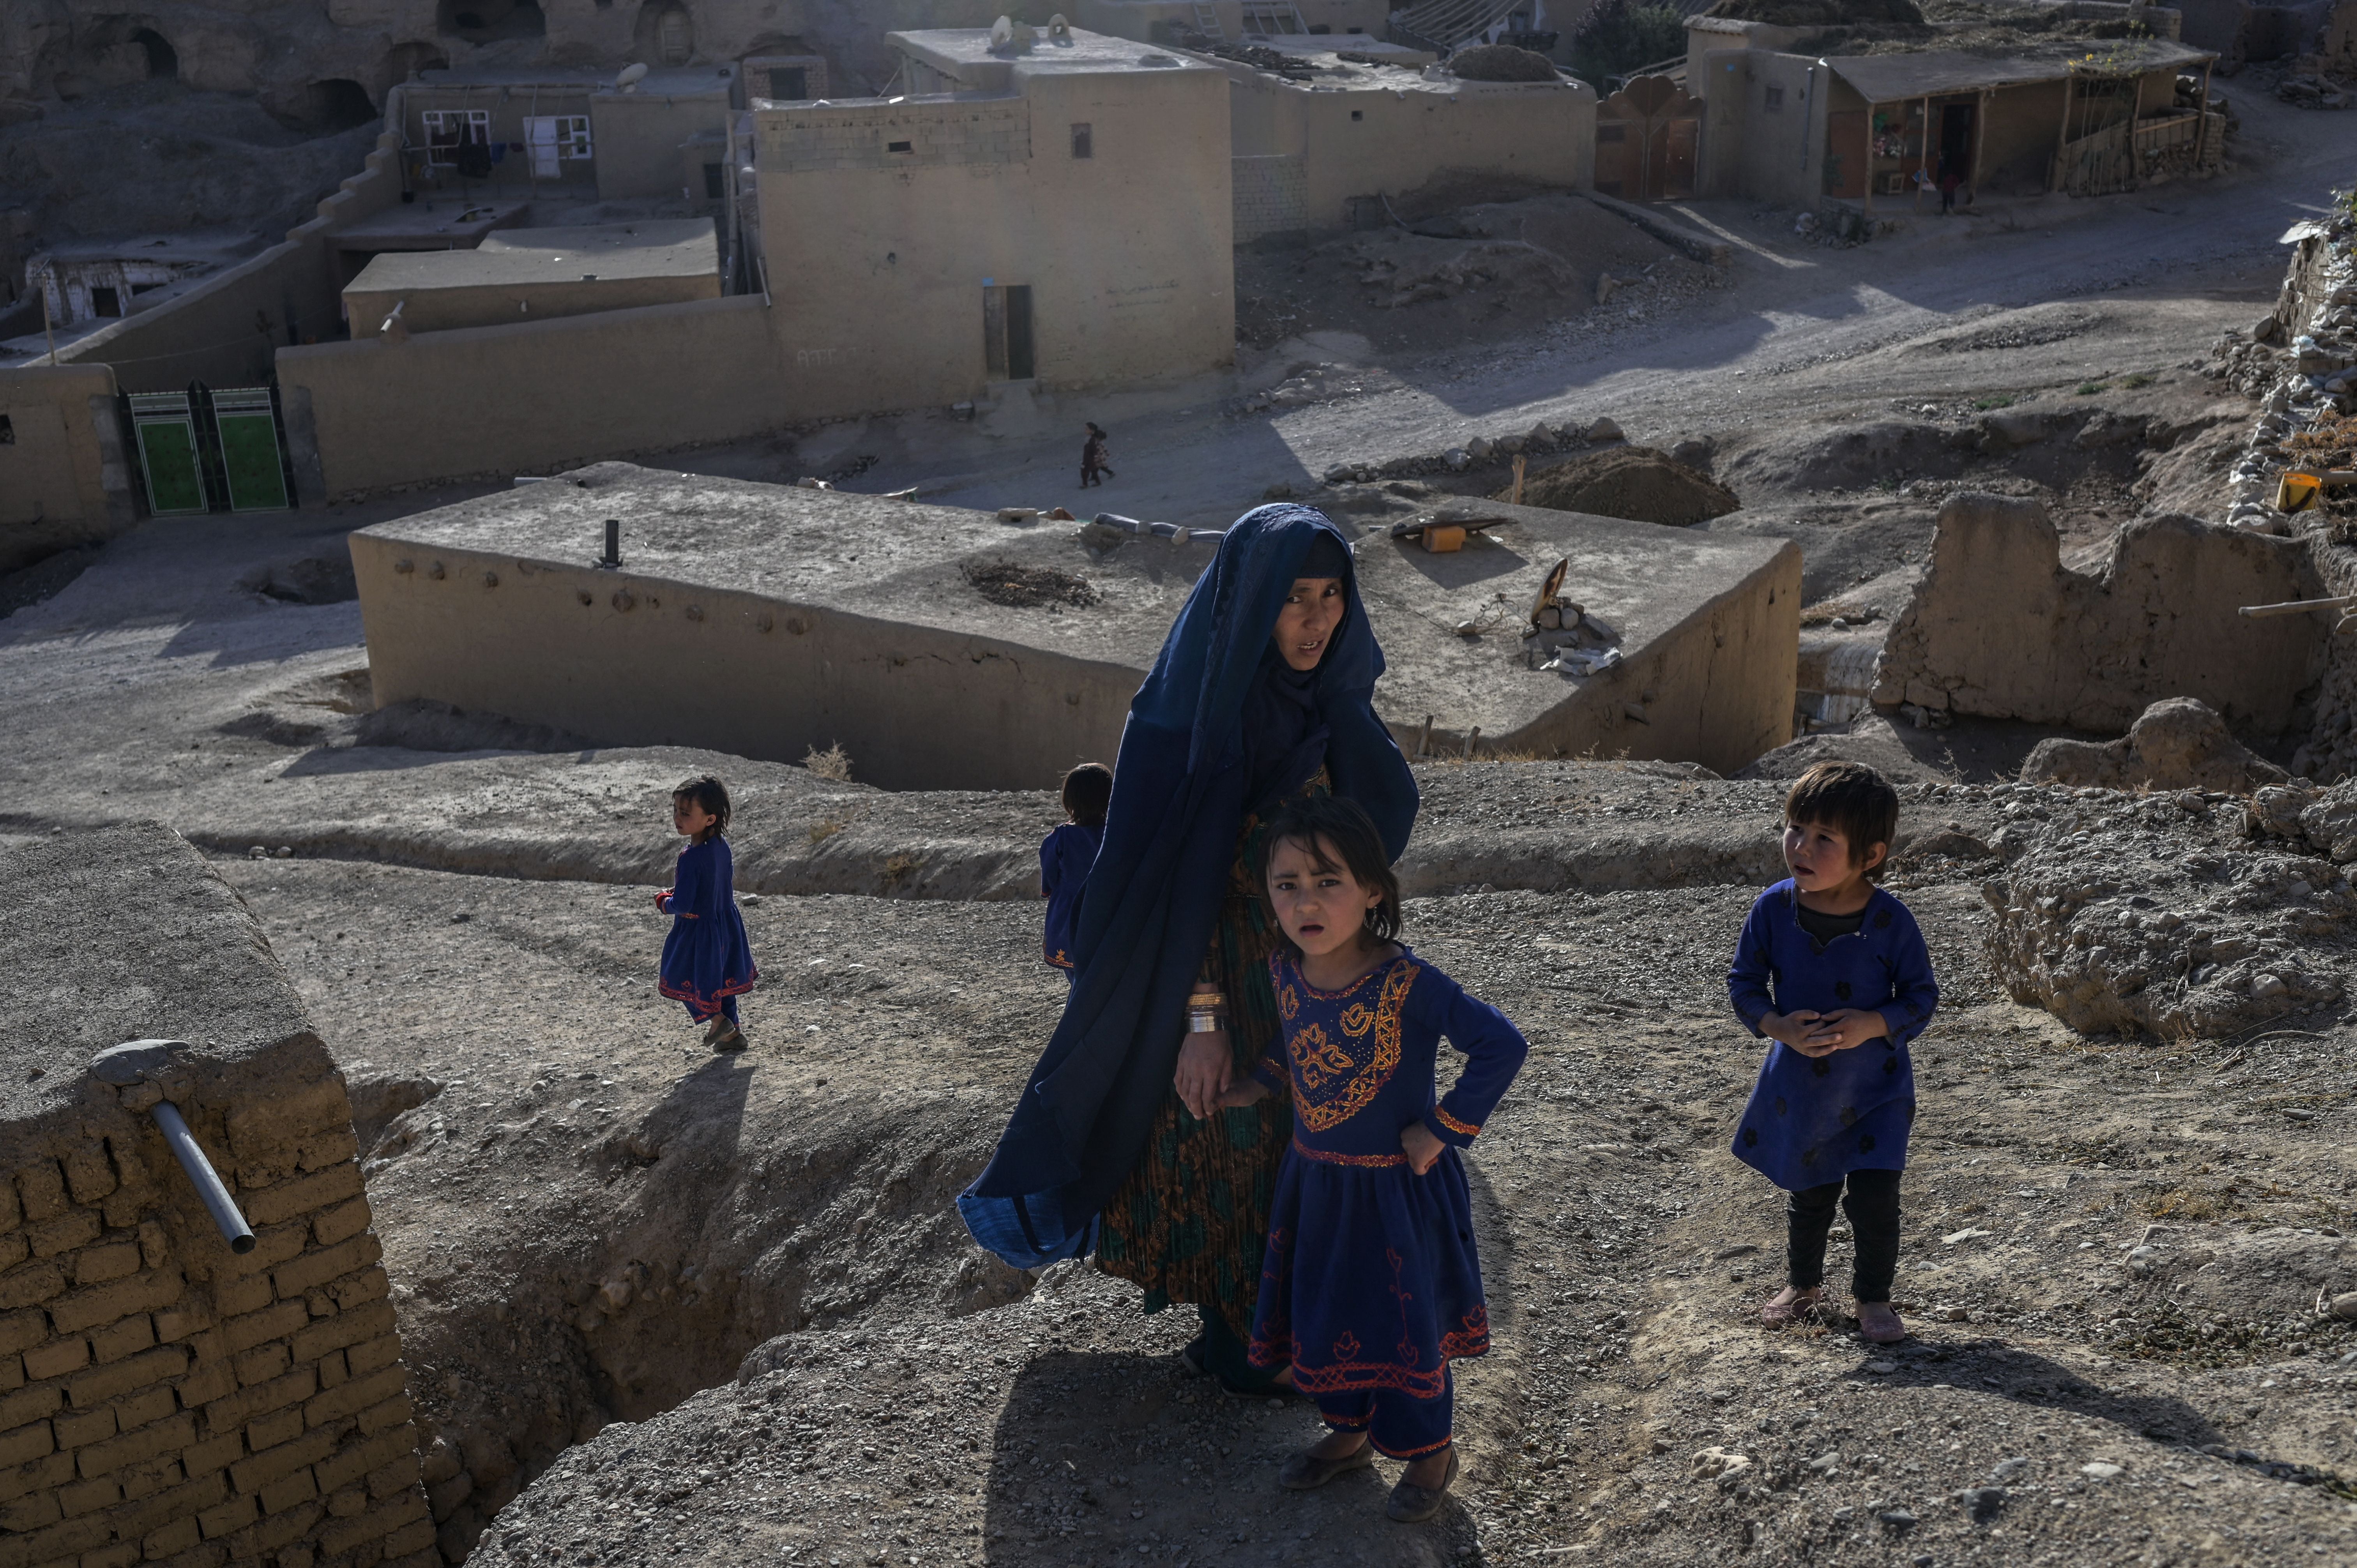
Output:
[
  {"xmin": 345, "ymin": 463, "xmax": 1800, "ymax": 790},
  {"xmin": 0, "ymin": 823, "xmax": 433, "ymax": 1568}
]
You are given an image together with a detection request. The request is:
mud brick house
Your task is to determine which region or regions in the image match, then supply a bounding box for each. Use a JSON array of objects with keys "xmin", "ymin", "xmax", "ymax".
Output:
[{"xmin": 0, "ymin": 823, "xmax": 432, "ymax": 1568}]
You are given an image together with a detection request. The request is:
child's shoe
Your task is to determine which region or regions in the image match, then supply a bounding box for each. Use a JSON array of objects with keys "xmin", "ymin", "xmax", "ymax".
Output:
[
  {"xmin": 1385, "ymin": 1446, "xmax": 1459, "ymax": 1523},
  {"xmin": 1760, "ymin": 1286, "xmax": 1823, "ymax": 1328},
  {"xmin": 1278, "ymin": 1441, "xmax": 1373, "ymax": 1490},
  {"xmin": 1857, "ymin": 1301, "xmax": 1906, "ymax": 1344}
]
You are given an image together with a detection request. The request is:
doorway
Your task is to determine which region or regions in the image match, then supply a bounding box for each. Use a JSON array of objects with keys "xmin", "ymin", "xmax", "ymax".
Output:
[
  {"xmin": 767, "ymin": 65, "xmax": 806, "ymax": 99},
  {"xmin": 983, "ymin": 284, "xmax": 1034, "ymax": 381},
  {"xmin": 1939, "ymin": 101, "xmax": 1975, "ymax": 183}
]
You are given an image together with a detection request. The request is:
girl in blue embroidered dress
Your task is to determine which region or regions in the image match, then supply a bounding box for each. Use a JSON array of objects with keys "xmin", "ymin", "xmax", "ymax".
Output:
[
  {"xmin": 1216, "ymin": 796, "xmax": 1526, "ymax": 1524},
  {"xmin": 656, "ymin": 775, "xmax": 758, "ymax": 1052},
  {"xmin": 1727, "ymin": 761, "xmax": 1937, "ymax": 1346}
]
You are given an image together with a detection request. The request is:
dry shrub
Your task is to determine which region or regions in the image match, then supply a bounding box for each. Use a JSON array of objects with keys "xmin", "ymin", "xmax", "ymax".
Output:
[
  {"xmin": 807, "ymin": 816, "xmax": 850, "ymax": 846},
  {"xmin": 804, "ymin": 743, "xmax": 853, "ymax": 781}
]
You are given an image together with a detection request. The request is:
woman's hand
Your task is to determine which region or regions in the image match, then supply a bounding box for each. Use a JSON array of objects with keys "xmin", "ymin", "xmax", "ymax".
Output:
[
  {"xmin": 1175, "ymin": 1029, "xmax": 1233, "ymax": 1120},
  {"xmin": 1401, "ymin": 1121, "xmax": 1445, "ymax": 1176}
]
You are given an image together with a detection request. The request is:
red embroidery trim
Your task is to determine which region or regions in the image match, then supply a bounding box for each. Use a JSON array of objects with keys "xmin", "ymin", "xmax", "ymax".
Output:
[{"xmin": 1433, "ymin": 1105, "xmax": 1481, "ymax": 1137}]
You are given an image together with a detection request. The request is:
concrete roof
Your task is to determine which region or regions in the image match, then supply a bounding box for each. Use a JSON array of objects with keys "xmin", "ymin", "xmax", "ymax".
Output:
[
  {"xmin": 1827, "ymin": 40, "xmax": 2213, "ymax": 100},
  {"xmin": 890, "ymin": 26, "xmax": 1216, "ymax": 76},
  {"xmin": 0, "ymin": 823, "xmax": 311, "ymax": 1127},
  {"xmin": 329, "ymin": 198, "xmax": 531, "ymax": 253},
  {"xmin": 355, "ymin": 463, "xmax": 1791, "ymax": 748},
  {"xmin": 1184, "ymin": 44, "xmax": 1579, "ymax": 94},
  {"xmin": 411, "ymin": 65, "xmax": 737, "ymax": 95},
  {"xmin": 343, "ymin": 219, "xmax": 717, "ymax": 294}
]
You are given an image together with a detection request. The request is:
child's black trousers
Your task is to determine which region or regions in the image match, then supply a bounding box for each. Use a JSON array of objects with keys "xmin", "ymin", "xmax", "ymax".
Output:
[{"xmin": 1786, "ymin": 1168, "xmax": 1901, "ymax": 1302}]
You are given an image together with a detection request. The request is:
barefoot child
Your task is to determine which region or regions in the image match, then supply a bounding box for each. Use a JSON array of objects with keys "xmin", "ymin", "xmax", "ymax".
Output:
[
  {"xmin": 1041, "ymin": 762, "xmax": 1112, "ymax": 978},
  {"xmin": 1727, "ymin": 760, "xmax": 1937, "ymax": 1345},
  {"xmin": 1217, "ymin": 796, "xmax": 1526, "ymax": 1524},
  {"xmin": 657, "ymin": 775, "xmax": 758, "ymax": 1052}
]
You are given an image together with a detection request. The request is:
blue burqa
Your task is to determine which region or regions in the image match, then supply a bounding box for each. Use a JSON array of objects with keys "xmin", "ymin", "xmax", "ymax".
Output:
[{"xmin": 958, "ymin": 505, "xmax": 1419, "ymax": 1268}]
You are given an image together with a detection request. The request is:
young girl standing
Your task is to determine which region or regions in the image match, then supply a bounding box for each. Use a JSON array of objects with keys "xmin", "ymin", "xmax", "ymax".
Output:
[
  {"xmin": 657, "ymin": 775, "xmax": 758, "ymax": 1052},
  {"xmin": 1040, "ymin": 762, "xmax": 1112, "ymax": 977},
  {"xmin": 1218, "ymin": 795, "xmax": 1526, "ymax": 1524},
  {"xmin": 1728, "ymin": 760, "xmax": 1938, "ymax": 1344}
]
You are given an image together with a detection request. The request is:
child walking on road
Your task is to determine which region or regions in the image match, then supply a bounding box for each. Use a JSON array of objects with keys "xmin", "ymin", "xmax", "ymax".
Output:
[
  {"xmin": 1041, "ymin": 762, "xmax": 1112, "ymax": 977},
  {"xmin": 657, "ymin": 775, "xmax": 758, "ymax": 1052},
  {"xmin": 1727, "ymin": 761, "xmax": 1937, "ymax": 1344},
  {"xmin": 1217, "ymin": 796, "xmax": 1527, "ymax": 1524},
  {"xmin": 1081, "ymin": 422, "xmax": 1115, "ymax": 488}
]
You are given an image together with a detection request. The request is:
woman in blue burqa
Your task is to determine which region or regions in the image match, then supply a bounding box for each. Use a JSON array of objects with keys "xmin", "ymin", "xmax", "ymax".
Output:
[{"xmin": 960, "ymin": 504, "xmax": 1417, "ymax": 1393}]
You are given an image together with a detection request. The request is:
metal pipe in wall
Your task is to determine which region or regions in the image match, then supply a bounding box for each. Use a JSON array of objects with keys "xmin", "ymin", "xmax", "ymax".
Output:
[{"xmin": 149, "ymin": 1102, "xmax": 257, "ymax": 1254}]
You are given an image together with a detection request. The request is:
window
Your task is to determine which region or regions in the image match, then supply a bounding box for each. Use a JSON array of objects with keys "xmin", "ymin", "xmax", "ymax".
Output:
[
  {"xmin": 767, "ymin": 65, "xmax": 806, "ymax": 99},
  {"xmin": 1070, "ymin": 122, "xmax": 1092, "ymax": 158},
  {"xmin": 91, "ymin": 286, "xmax": 121, "ymax": 317},
  {"xmin": 887, "ymin": 139, "xmax": 912, "ymax": 152},
  {"xmin": 422, "ymin": 107, "xmax": 491, "ymax": 165},
  {"xmin": 1350, "ymin": 109, "xmax": 1362, "ymax": 120},
  {"xmin": 0, "ymin": 415, "xmax": 13, "ymax": 445},
  {"xmin": 703, "ymin": 161, "xmax": 724, "ymax": 198},
  {"xmin": 1765, "ymin": 85, "xmax": 1785, "ymax": 110},
  {"xmin": 524, "ymin": 114, "xmax": 589, "ymax": 176}
]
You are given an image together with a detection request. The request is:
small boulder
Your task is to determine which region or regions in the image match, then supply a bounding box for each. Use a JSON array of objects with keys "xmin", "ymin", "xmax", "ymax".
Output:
[
  {"xmin": 1588, "ymin": 416, "xmax": 1625, "ymax": 443},
  {"xmin": 2020, "ymin": 697, "xmax": 2289, "ymax": 795}
]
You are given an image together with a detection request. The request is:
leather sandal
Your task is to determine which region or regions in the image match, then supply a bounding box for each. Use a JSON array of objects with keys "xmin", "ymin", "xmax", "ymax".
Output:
[
  {"xmin": 1279, "ymin": 1441, "xmax": 1374, "ymax": 1491},
  {"xmin": 1760, "ymin": 1286, "xmax": 1823, "ymax": 1327},
  {"xmin": 1857, "ymin": 1301, "xmax": 1906, "ymax": 1344},
  {"xmin": 1385, "ymin": 1446, "xmax": 1460, "ymax": 1522}
]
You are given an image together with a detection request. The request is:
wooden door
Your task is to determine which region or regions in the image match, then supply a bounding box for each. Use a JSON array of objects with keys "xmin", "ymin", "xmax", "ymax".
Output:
[
  {"xmin": 1662, "ymin": 117, "xmax": 1698, "ymax": 199},
  {"xmin": 1825, "ymin": 110, "xmax": 1868, "ymax": 198}
]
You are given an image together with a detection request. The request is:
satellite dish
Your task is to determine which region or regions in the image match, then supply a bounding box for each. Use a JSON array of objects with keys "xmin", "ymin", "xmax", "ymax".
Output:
[
  {"xmin": 1048, "ymin": 12, "xmax": 1071, "ymax": 37},
  {"xmin": 616, "ymin": 62, "xmax": 648, "ymax": 91},
  {"xmin": 989, "ymin": 15, "xmax": 1013, "ymax": 48}
]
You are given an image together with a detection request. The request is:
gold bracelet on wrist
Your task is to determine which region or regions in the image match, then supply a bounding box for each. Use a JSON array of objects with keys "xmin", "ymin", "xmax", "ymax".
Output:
[{"xmin": 1186, "ymin": 1012, "xmax": 1224, "ymax": 1034}]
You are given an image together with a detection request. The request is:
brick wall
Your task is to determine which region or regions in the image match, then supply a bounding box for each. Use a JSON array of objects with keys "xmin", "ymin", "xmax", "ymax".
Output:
[
  {"xmin": 754, "ymin": 97, "xmax": 1032, "ymax": 173},
  {"xmin": 1232, "ymin": 153, "xmax": 1307, "ymax": 242},
  {"xmin": 0, "ymin": 1072, "xmax": 430, "ymax": 1568}
]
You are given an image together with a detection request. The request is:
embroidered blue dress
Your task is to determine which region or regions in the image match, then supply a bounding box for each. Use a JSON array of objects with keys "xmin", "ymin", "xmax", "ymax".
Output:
[
  {"xmin": 1246, "ymin": 948, "xmax": 1527, "ymax": 1457},
  {"xmin": 1039, "ymin": 822, "xmax": 1104, "ymax": 971},
  {"xmin": 657, "ymin": 837, "xmax": 757, "ymax": 1024},
  {"xmin": 1726, "ymin": 880, "xmax": 1938, "ymax": 1190}
]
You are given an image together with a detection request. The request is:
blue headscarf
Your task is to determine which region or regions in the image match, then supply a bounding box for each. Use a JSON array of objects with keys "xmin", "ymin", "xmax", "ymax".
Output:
[{"xmin": 958, "ymin": 505, "xmax": 1418, "ymax": 1267}]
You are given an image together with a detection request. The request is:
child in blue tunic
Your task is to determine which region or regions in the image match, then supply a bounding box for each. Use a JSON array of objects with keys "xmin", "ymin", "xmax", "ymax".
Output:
[
  {"xmin": 1040, "ymin": 762, "xmax": 1111, "ymax": 978},
  {"xmin": 656, "ymin": 775, "xmax": 758, "ymax": 1052},
  {"xmin": 1217, "ymin": 796, "xmax": 1526, "ymax": 1524},
  {"xmin": 1727, "ymin": 761, "xmax": 1937, "ymax": 1345}
]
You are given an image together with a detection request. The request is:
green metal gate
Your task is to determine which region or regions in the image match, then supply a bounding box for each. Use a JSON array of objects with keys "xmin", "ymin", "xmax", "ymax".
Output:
[
  {"xmin": 211, "ymin": 387, "xmax": 290, "ymax": 511},
  {"xmin": 121, "ymin": 384, "xmax": 295, "ymax": 516},
  {"xmin": 127, "ymin": 392, "xmax": 209, "ymax": 516}
]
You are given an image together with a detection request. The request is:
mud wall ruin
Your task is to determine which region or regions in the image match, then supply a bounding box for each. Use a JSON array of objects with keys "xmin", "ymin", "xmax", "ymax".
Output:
[
  {"xmin": 0, "ymin": 823, "xmax": 432, "ymax": 1568},
  {"xmin": 0, "ymin": 363, "xmax": 135, "ymax": 572},
  {"xmin": 1871, "ymin": 492, "xmax": 2327, "ymax": 737}
]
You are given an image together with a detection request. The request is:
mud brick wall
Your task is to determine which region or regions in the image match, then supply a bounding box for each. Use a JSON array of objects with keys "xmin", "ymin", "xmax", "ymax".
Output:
[{"xmin": 0, "ymin": 822, "xmax": 433, "ymax": 1568}]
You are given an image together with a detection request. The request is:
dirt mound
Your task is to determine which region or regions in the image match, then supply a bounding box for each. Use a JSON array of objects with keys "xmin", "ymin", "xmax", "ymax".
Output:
[
  {"xmin": 1705, "ymin": 0, "xmax": 1921, "ymax": 21},
  {"xmin": 1448, "ymin": 43, "xmax": 1561, "ymax": 81},
  {"xmin": 960, "ymin": 560, "xmax": 1101, "ymax": 608},
  {"xmin": 1500, "ymin": 445, "xmax": 1740, "ymax": 526}
]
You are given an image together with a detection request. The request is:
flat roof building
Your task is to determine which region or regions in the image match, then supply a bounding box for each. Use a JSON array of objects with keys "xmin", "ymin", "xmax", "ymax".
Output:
[
  {"xmin": 341, "ymin": 217, "xmax": 721, "ymax": 334},
  {"xmin": 1193, "ymin": 42, "xmax": 1595, "ymax": 240},
  {"xmin": 746, "ymin": 24, "xmax": 1235, "ymax": 403},
  {"xmin": 348, "ymin": 463, "xmax": 1800, "ymax": 789}
]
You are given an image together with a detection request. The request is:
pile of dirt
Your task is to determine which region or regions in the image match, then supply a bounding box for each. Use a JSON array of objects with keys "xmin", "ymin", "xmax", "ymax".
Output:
[
  {"xmin": 1704, "ymin": 0, "xmax": 1921, "ymax": 24},
  {"xmin": 1500, "ymin": 444, "xmax": 1741, "ymax": 525},
  {"xmin": 960, "ymin": 560, "xmax": 1101, "ymax": 609},
  {"xmin": 1447, "ymin": 43, "xmax": 1561, "ymax": 81}
]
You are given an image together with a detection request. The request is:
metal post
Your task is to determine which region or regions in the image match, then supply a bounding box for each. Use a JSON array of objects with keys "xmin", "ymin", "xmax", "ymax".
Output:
[{"xmin": 601, "ymin": 518, "xmax": 621, "ymax": 568}]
